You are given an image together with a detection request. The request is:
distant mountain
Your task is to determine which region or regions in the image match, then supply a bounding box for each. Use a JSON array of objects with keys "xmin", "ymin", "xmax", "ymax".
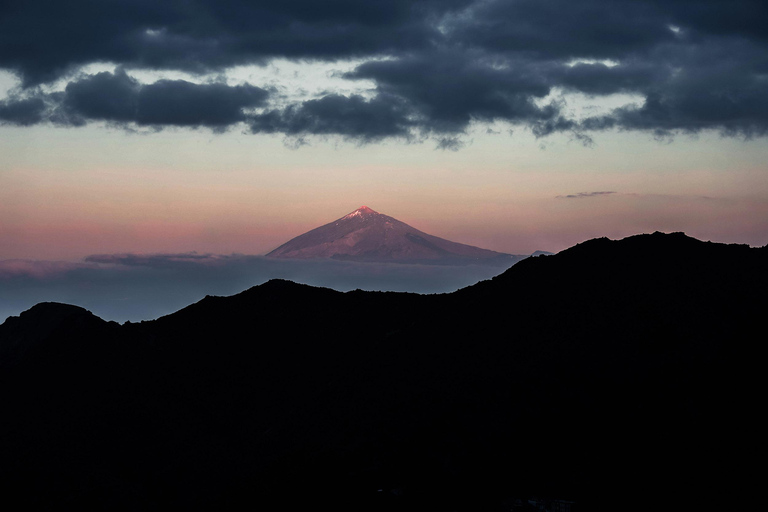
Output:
[
  {"xmin": 266, "ymin": 206, "xmax": 522, "ymax": 265},
  {"xmin": 1, "ymin": 232, "xmax": 766, "ymax": 511}
]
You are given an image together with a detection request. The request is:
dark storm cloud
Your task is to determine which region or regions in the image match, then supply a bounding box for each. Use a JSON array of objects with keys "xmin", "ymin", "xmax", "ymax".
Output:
[
  {"xmin": 2, "ymin": 0, "xmax": 768, "ymax": 141},
  {"xmin": 448, "ymin": 0, "xmax": 676, "ymax": 60},
  {"xmin": 656, "ymin": 0, "xmax": 768, "ymax": 40},
  {"xmin": 557, "ymin": 62, "xmax": 666, "ymax": 96},
  {"xmin": 613, "ymin": 51, "xmax": 768, "ymax": 138},
  {"xmin": 249, "ymin": 93, "xmax": 413, "ymax": 140},
  {"xmin": 345, "ymin": 50, "xmax": 560, "ymax": 134},
  {"xmin": 0, "ymin": 95, "xmax": 47, "ymax": 125},
  {"xmin": 50, "ymin": 69, "xmax": 269, "ymax": 128},
  {"xmin": 58, "ymin": 70, "xmax": 140, "ymax": 125},
  {"xmin": 0, "ymin": 0, "xmax": 471, "ymax": 87}
]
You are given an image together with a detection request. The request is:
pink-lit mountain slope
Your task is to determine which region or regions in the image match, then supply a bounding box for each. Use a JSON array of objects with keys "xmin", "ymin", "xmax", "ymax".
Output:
[{"xmin": 266, "ymin": 206, "xmax": 521, "ymax": 266}]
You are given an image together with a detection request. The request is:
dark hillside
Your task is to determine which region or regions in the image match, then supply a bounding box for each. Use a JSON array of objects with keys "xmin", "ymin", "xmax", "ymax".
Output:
[{"xmin": 1, "ymin": 232, "xmax": 765, "ymax": 511}]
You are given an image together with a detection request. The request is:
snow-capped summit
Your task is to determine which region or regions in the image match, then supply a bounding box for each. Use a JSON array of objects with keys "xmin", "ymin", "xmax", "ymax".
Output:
[{"xmin": 342, "ymin": 206, "xmax": 378, "ymax": 219}]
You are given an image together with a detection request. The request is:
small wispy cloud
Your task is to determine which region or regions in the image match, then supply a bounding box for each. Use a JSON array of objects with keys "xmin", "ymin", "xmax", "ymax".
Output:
[
  {"xmin": 556, "ymin": 191, "xmax": 617, "ymax": 199},
  {"xmin": 435, "ymin": 136, "xmax": 468, "ymax": 151}
]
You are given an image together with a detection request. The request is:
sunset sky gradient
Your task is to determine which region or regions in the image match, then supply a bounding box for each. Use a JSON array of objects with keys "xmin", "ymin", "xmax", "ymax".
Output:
[{"xmin": 3, "ymin": 106, "xmax": 766, "ymax": 259}]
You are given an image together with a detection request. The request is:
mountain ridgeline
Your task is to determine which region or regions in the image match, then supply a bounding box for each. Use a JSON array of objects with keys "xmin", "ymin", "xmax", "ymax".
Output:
[
  {"xmin": 1, "ymin": 232, "xmax": 765, "ymax": 511},
  {"xmin": 266, "ymin": 206, "xmax": 524, "ymax": 265}
]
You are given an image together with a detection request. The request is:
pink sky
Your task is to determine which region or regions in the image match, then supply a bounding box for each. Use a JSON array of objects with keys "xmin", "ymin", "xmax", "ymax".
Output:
[{"xmin": 2, "ymin": 122, "xmax": 767, "ymax": 261}]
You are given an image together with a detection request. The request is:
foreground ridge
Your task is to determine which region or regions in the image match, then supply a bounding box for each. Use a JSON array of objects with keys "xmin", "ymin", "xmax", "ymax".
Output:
[{"xmin": 1, "ymin": 232, "xmax": 766, "ymax": 511}]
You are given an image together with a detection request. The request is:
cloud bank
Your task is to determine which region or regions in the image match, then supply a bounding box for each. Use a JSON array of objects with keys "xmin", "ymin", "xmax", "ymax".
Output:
[
  {"xmin": 0, "ymin": 253, "xmax": 516, "ymax": 323},
  {"xmin": 1, "ymin": 0, "xmax": 767, "ymax": 142}
]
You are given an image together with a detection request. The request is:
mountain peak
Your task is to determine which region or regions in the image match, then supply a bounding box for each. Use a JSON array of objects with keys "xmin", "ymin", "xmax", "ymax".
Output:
[
  {"xmin": 266, "ymin": 206, "xmax": 515, "ymax": 266},
  {"xmin": 343, "ymin": 205, "xmax": 379, "ymax": 219}
]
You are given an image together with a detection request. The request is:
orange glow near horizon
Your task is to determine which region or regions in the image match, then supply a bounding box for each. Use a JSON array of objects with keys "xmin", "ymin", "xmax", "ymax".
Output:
[
  {"xmin": 2, "ymin": 125, "xmax": 768, "ymax": 261},
  {"xmin": 3, "ymin": 191, "xmax": 767, "ymax": 261}
]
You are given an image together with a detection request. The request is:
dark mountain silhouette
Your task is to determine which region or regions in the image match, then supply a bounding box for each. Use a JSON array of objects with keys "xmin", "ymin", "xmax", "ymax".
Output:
[
  {"xmin": 1, "ymin": 232, "xmax": 766, "ymax": 511},
  {"xmin": 266, "ymin": 206, "xmax": 522, "ymax": 265}
]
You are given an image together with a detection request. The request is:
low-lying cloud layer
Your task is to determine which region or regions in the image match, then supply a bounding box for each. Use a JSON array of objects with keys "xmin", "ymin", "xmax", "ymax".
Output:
[
  {"xmin": 1, "ymin": 1, "xmax": 767, "ymax": 143},
  {"xmin": 0, "ymin": 253, "xmax": 515, "ymax": 323}
]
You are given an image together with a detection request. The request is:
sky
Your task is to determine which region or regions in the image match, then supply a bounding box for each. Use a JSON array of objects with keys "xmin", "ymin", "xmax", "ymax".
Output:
[{"xmin": 2, "ymin": 0, "xmax": 768, "ymax": 320}]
